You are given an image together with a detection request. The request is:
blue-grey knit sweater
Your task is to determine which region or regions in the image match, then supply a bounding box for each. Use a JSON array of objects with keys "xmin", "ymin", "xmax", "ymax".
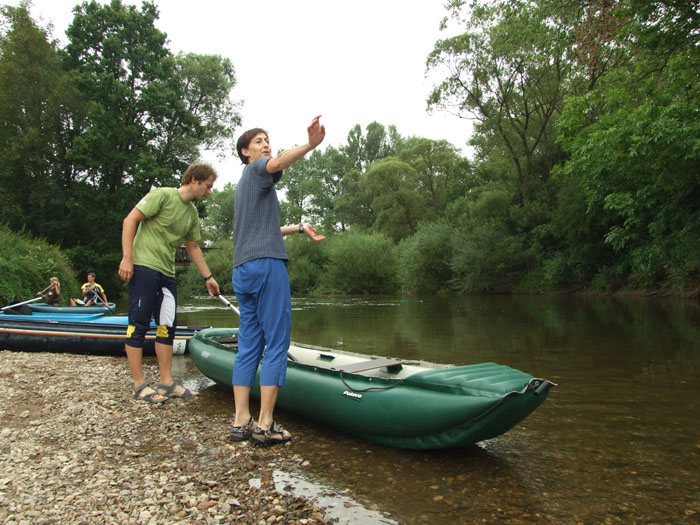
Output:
[{"xmin": 233, "ymin": 158, "xmax": 287, "ymax": 267}]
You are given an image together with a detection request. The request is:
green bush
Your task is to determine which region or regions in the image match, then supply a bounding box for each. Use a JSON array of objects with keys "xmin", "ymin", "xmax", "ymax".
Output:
[
  {"xmin": 397, "ymin": 222, "xmax": 455, "ymax": 293},
  {"xmin": 320, "ymin": 232, "xmax": 398, "ymax": 293},
  {"xmin": 0, "ymin": 224, "xmax": 80, "ymax": 304},
  {"xmin": 286, "ymin": 235, "xmax": 328, "ymax": 293},
  {"xmin": 450, "ymin": 222, "xmax": 530, "ymax": 293}
]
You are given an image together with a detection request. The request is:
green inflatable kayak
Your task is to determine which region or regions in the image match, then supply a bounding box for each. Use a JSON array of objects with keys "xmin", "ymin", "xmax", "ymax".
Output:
[{"xmin": 190, "ymin": 327, "xmax": 555, "ymax": 450}]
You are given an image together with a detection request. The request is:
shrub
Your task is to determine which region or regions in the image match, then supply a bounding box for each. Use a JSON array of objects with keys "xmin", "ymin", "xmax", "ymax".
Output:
[
  {"xmin": 320, "ymin": 232, "xmax": 398, "ymax": 293},
  {"xmin": 286, "ymin": 235, "xmax": 328, "ymax": 293},
  {"xmin": 397, "ymin": 222, "xmax": 455, "ymax": 293},
  {"xmin": 450, "ymin": 222, "xmax": 530, "ymax": 293},
  {"xmin": 0, "ymin": 224, "xmax": 79, "ymax": 304}
]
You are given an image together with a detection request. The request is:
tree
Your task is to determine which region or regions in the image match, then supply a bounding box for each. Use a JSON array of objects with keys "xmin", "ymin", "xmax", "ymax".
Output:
[
  {"xmin": 1, "ymin": 1, "xmax": 241, "ymax": 295},
  {"xmin": 63, "ymin": 0, "xmax": 240, "ymax": 194},
  {"xmin": 427, "ymin": 0, "xmax": 577, "ymax": 202},
  {"xmin": 201, "ymin": 182, "xmax": 236, "ymax": 242},
  {"xmin": 364, "ymin": 158, "xmax": 422, "ymax": 241},
  {"xmin": 398, "ymin": 138, "xmax": 470, "ymax": 217},
  {"xmin": 556, "ymin": 0, "xmax": 700, "ymax": 288},
  {"xmin": 279, "ymin": 154, "xmax": 317, "ymax": 226},
  {"xmin": 0, "ymin": 3, "xmax": 85, "ymax": 238},
  {"xmin": 172, "ymin": 52, "xmax": 240, "ymax": 154}
]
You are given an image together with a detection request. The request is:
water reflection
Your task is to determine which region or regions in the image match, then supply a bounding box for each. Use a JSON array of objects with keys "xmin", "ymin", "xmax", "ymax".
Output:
[{"xmin": 152, "ymin": 294, "xmax": 700, "ymax": 523}]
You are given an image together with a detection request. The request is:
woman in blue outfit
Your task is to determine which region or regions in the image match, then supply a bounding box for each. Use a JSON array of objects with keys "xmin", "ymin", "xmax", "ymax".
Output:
[{"xmin": 230, "ymin": 116, "xmax": 325, "ymax": 446}]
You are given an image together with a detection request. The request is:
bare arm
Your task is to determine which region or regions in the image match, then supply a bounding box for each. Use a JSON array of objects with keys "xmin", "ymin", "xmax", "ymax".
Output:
[
  {"xmin": 118, "ymin": 208, "xmax": 147, "ymax": 282},
  {"xmin": 266, "ymin": 116, "xmax": 325, "ymax": 174},
  {"xmin": 100, "ymin": 287, "xmax": 109, "ymax": 305},
  {"xmin": 185, "ymin": 240, "xmax": 220, "ymax": 298},
  {"xmin": 281, "ymin": 223, "xmax": 325, "ymax": 242}
]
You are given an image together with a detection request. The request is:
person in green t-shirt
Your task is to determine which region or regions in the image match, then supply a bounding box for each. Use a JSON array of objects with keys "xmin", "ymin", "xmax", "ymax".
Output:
[{"xmin": 118, "ymin": 162, "xmax": 221, "ymax": 403}]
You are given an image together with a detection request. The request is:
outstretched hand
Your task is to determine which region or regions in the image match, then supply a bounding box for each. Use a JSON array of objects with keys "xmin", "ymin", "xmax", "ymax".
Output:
[
  {"xmin": 307, "ymin": 115, "xmax": 326, "ymax": 149},
  {"xmin": 303, "ymin": 223, "xmax": 326, "ymax": 242}
]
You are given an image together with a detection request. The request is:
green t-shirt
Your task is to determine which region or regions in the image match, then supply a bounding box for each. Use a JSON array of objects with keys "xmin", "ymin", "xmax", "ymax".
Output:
[{"xmin": 133, "ymin": 187, "xmax": 201, "ymax": 277}]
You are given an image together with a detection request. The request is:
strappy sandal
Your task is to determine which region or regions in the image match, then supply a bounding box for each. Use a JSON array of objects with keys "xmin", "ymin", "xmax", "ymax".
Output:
[
  {"xmin": 158, "ymin": 381, "xmax": 198, "ymax": 399},
  {"xmin": 229, "ymin": 416, "xmax": 255, "ymax": 442},
  {"xmin": 133, "ymin": 382, "xmax": 167, "ymax": 404},
  {"xmin": 250, "ymin": 421, "xmax": 292, "ymax": 447}
]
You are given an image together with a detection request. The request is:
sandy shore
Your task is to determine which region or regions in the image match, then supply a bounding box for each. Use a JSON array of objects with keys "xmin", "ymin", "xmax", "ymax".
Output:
[{"xmin": 0, "ymin": 350, "xmax": 330, "ymax": 524}]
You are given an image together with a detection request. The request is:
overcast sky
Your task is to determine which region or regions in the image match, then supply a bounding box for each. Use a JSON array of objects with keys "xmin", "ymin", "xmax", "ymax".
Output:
[{"xmin": 9, "ymin": 0, "xmax": 472, "ymax": 187}]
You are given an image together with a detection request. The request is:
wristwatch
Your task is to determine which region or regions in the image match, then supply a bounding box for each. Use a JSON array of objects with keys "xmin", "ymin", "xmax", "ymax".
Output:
[
  {"xmin": 299, "ymin": 223, "xmax": 304, "ymax": 233},
  {"xmin": 203, "ymin": 274, "xmax": 213, "ymax": 281}
]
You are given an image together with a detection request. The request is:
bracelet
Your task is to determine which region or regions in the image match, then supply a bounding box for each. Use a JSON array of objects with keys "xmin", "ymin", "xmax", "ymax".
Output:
[
  {"xmin": 299, "ymin": 223, "xmax": 304, "ymax": 233},
  {"xmin": 203, "ymin": 274, "xmax": 213, "ymax": 281}
]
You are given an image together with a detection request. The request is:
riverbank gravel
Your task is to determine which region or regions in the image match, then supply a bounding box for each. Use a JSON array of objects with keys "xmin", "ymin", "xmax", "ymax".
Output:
[{"xmin": 0, "ymin": 350, "xmax": 329, "ymax": 524}]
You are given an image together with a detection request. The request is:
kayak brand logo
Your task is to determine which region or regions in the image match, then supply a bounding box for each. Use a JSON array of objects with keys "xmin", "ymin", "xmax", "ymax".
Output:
[{"xmin": 342, "ymin": 390, "xmax": 363, "ymax": 402}]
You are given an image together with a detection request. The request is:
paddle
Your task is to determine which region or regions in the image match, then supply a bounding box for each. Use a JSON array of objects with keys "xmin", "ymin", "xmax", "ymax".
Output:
[
  {"xmin": 216, "ymin": 293, "xmax": 240, "ymax": 315},
  {"xmin": 93, "ymin": 294, "xmax": 115, "ymax": 315},
  {"xmin": 0, "ymin": 296, "xmax": 44, "ymax": 312}
]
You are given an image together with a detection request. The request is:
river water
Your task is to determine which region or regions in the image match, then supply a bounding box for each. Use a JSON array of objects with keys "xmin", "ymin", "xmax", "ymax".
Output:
[{"xmin": 155, "ymin": 294, "xmax": 699, "ymax": 523}]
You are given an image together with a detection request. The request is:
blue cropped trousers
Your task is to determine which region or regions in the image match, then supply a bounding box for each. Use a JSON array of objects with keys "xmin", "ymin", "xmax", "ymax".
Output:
[{"xmin": 232, "ymin": 258, "xmax": 291, "ymax": 387}]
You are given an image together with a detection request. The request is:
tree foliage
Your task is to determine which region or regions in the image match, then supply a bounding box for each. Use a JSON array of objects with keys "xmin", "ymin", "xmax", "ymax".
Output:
[
  {"xmin": 556, "ymin": 0, "xmax": 700, "ymax": 288},
  {"xmin": 2, "ymin": 0, "xmax": 698, "ymax": 297},
  {"xmin": 0, "ymin": 2, "xmax": 240, "ymax": 295}
]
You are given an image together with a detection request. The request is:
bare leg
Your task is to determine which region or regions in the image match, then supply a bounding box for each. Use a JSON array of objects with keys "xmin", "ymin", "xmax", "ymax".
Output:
[
  {"xmin": 155, "ymin": 342, "xmax": 173, "ymax": 384},
  {"xmin": 257, "ymin": 385, "xmax": 278, "ymax": 429},
  {"xmin": 233, "ymin": 385, "xmax": 252, "ymax": 427},
  {"xmin": 257, "ymin": 385, "xmax": 290, "ymax": 439},
  {"xmin": 125, "ymin": 343, "xmax": 146, "ymax": 386}
]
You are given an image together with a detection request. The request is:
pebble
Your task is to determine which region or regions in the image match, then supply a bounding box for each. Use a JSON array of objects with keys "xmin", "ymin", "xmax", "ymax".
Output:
[{"xmin": 0, "ymin": 350, "xmax": 328, "ymax": 524}]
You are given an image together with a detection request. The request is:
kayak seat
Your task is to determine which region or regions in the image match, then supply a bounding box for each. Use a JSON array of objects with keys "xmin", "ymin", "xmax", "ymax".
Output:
[{"xmin": 333, "ymin": 357, "xmax": 406, "ymax": 374}]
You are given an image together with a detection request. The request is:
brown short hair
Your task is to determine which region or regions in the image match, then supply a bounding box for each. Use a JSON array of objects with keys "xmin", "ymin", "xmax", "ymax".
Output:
[
  {"xmin": 182, "ymin": 162, "xmax": 218, "ymax": 184},
  {"xmin": 236, "ymin": 128, "xmax": 268, "ymax": 165}
]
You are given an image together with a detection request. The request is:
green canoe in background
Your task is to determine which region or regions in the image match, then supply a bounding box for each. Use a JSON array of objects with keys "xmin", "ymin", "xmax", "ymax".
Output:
[{"xmin": 190, "ymin": 327, "xmax": 556, "ymax": 450}]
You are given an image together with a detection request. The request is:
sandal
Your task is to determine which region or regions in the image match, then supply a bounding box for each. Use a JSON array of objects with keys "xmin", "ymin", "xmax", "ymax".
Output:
[
  {"xmin": 250, "ymin": 421, "xmax": 292, "ymax": 447},
  {"xmin": 133, "ymin": 382, "xmax": 167, "ymax": 404},
  {"xmin": 158, "ymin": 381, "xmax": 198, "ymax": 399},
  {"xmin": 229, "ymin": 416, "xmax": 255, "ymax": 442}
]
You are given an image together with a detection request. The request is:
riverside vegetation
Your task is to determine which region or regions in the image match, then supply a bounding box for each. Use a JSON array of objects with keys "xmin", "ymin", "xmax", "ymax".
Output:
[{"xmin": 2, "ymin": 1, "xmax": 699, "ymax": 302}]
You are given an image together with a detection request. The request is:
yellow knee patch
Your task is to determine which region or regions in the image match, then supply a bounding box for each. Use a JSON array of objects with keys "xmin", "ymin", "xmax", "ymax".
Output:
[
  {"xmin": 156, "ymin": 325, "xmax": 169, "ymax": 338},
  {"xmin": 126, "ymin": 325, "xmax": 135, "ymax": 338}
]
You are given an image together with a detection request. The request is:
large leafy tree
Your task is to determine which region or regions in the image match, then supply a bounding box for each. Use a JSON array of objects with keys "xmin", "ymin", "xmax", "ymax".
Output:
[
  {"xmin": 397, "ymin": 138, "xmax": 471, "ymax": 217},
  {"xmin": 0, "ymin": 3, "xmax": 86, "ymax": 239},
  {"xmin": 363, "ymin": 158, "xmax": 422, "ymax": 241},
  {"xmin": 427, "ymin": 0, "xmax": 581, "ymax": 202},
  {"xmin": 557, "ymin": 0, "xmax": 700, "ymax": 288},
  {"xmin": 64, "ymin": 0, "xmax": 239, "ymax": 195},
  {"xmin": 1, "ymin": 1, "xmax": 240, "ymax": 294},
  {"xmin": 281, "ymin": 122, "xmax": 408, "ymax": 234}
]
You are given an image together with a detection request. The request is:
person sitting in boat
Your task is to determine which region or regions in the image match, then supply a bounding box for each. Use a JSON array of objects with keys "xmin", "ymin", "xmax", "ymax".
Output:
[
  {"xmin": 36, "ymin": 276, "xmax": 60, "ymax": 306},
  {"xmin": 70, "ymin": 272, "xmax": 109, "ymax": 307},
  {"xmin": 229, "ymin": 116, "xmax": 326, "ymax": 446}
]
